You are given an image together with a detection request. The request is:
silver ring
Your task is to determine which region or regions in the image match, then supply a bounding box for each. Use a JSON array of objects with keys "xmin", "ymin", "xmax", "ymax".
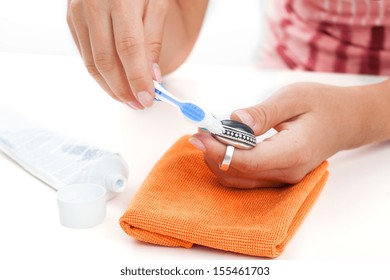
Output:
[{"xmin": 219, "ymin": 145, "xmax": 235, "ymax": 171}]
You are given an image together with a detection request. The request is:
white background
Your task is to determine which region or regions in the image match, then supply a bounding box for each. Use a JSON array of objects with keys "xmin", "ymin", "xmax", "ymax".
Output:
[
  {"xmin": 1, "ymin": 1, "xmax": 390, "ymax": 279},
  {"xmin": 0, "ymin": 0, "xmax": 266, "ymax": 65}
]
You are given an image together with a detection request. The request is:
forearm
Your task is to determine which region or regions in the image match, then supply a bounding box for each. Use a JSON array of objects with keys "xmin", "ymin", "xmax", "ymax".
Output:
[
  {"xmin": 344, "ymin": 78, "xmax": 390, "ymax": 149},
  {"xmin": 159, "ymin": 0, "xmax": 209, "ymax": 74}
]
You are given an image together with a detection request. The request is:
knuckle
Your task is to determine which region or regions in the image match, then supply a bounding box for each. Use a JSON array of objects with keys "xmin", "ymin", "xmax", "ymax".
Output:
[
  {"xmin": 154, "ymin": 0, "xmax": 170, "ymax": 11},
  {"xmin": 117, "ymin": 33, "xmax": 141, "ymax": 57},
  {"xmin": 110, "ymin": 0, "xmax": 126, "ymax": 10},
  {"xmin": 284, "ymin": 170, "xmax": 306, "ymax": 184},
  {"xmin": 127, "ymin": 74, "xmax": 146, "ymax": 85},
  {"xmin": 251, "ymin": 104, "xmax": 275, "ymax": 129},
  {"xmin": 235, "ymin": 181, "xmax": 258, "ymax": 189},
  {"xmin": 85, "ymin": 63, "xmax": 100, "ymax": 78},
  {"xmin": 85, "ymin": 0, "xmax": 108, "ymax": 17},
  {"xmin": 235, "ymin": 158, "xmax": 260, "ymax": 174},
  {"xmin": 145, "ymin": 0, "xmax": 169, "ymax": 15},
  {"xmin": 218, "ymin": 177, "xmax": 235, "ymax": 188},
  {"xmin": 147, "ymin": 41, "xmax": 162, "ymax": 60},
  {"xmin": 279, "ymin": 82, "xmax": 314, "ymax": 99},
  {"xmin": 94, "ymin": 53, "xmax": 116, "ymax": 73},
  {"xmin": 253, "ymin": 105, "xmax": 267, "ymax": 123},
  {"xmin": 218, "ymin": 176, "xmax": 257, "ymax": 189},
  {"xmin": 114, "ymin": 90, "xmax": 132, "ymax": 101},
  {"xmin": 84, "ymin": 0, "xmax": 99, "ymax": 11},
  {"xmin": 68, "ymin": 0, "xmax": 82, "ymax": 14}
]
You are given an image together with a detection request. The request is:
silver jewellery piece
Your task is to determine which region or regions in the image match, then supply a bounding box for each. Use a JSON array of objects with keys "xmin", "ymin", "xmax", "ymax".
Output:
[
  {"xmin": 212, "ymin": 119, "xmax": 256, "ymax": 150},
  {"xmin": 212, "ymin": 119, "xmax": 256, "ymax": 171},
  {"xmin": 219, "ymin": 145, "xmax": 235, "ymax": 171}
]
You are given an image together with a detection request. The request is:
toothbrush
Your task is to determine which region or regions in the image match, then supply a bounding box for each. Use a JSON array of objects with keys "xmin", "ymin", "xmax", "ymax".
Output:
[{"xmin": 153, "ymin": 81, "xmax": 224, "ymax": 135}]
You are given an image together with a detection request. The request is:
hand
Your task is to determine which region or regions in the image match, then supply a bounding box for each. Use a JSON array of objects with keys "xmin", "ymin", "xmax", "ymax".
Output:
[
  {"xmin": 189, "ymin": 82, "xmax": 388, "ymax": 188},
  {"xmin": 67, "ymin": 0, "xmax": 208, "ymax": 109},
  {"xmin": 67, "ymin": 0, "xmax": 166, "ymax": 108}
]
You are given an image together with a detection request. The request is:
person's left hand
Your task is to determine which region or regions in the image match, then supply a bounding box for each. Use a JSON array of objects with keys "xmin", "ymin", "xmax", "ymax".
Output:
[{"xmin": 188, "ymin": 82, "xmax": 372, "ymax": 188}]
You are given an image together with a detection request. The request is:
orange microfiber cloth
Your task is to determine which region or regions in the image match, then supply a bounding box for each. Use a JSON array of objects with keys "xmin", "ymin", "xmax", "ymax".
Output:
[{"xmin": 120, "ymin": 136, "xmax": 329, "ymax": 258}]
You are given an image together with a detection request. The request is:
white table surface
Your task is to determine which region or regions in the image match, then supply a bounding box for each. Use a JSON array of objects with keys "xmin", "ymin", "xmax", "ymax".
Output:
[{"xmin": 1, "ymin": 52, "xmax": 390, "ymax": 278}]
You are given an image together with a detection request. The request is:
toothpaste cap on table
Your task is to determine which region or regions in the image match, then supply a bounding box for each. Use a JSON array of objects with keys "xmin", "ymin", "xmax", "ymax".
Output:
[{"xmin": 56, "ymin": 183, "xmax": 106, "ymax": 229}]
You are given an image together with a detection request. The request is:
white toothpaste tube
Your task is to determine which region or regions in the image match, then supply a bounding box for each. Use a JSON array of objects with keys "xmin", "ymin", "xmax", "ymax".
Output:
[
  {"xmin": 0, "ymin": 128, "xmax": 129, "ymax": 199},
  {"xmin": 0, "ymin": 128, "xmax": 129, "ymax": 228}
]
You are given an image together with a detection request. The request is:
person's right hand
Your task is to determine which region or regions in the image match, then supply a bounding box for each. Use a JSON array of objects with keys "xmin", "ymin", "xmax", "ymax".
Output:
[{"xmin": 67, "ymin": 0, "xmax": 169, "ymax": 109}]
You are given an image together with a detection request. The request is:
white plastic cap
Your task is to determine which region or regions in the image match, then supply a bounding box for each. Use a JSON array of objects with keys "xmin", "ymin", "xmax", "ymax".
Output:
[{"xmin": 56, "ymin": 183, "xmax": 106, "ymax": 229}]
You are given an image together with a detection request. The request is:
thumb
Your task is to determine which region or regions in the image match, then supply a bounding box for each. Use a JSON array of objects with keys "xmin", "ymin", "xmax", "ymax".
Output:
[{"xmin": 231, "ymin": 90, "xmax": 309, "ymax": 135}]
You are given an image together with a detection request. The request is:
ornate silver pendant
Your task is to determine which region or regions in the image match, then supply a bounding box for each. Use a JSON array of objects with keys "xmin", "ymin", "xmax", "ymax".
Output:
[{"xmin": 212, "ymin": 120, "xmax": 256, "ymax": 150}]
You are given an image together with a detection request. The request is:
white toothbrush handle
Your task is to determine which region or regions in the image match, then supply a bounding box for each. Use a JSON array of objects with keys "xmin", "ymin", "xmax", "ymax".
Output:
[
  {"xmin": 153, "ymin": 81, "xmax": 224, "ymax": 135},
  {"xmin": 153, "ymin": 81, "xmax": 183, "ymax": 108}
]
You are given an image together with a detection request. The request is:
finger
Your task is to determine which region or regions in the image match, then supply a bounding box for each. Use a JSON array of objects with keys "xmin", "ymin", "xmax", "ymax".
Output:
[
  {"xmin": 66, "ymin": 5, "xmax": 81, "ymax": 53},
  {"xmin": 111, "ymin": 0, "xmax": 155, "ymax": 107},
  {"xmin": 231, "ymin": 84, "xmax": 312, "ymax": 135},
  {"xmin": 143, "ymin": 0, "xmax": 169, "ymax": 82},
  {"xmin": 190, "ymin": 132, "xmax": 264, "ymax": 174},
  {"xmin": 195, "ymin": 133, "xmax": 297, "ymax": 187},
  {"xmin": 192, "ymin": 126, "xmax": 309, "ymax": 174},
  {"xmin": 68, "ymin": 2, "xmax": 118, "ymax": 101},
  {"xmin": 253, "ymin": 131, "xmax": 307, "ymax": 172},
  {"xmin": 86, "ymin": 4, "xmax": 143, "ymax": 108},
  {"xmin": 203, "ymin": 156, "xmax": 285, "ymax": 188}
]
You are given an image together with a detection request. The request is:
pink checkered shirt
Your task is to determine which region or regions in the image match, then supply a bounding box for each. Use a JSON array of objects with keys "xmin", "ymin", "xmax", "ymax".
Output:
[{"xmin": 261, "ymin": 0, "xmax": 390, "ymax": 75}]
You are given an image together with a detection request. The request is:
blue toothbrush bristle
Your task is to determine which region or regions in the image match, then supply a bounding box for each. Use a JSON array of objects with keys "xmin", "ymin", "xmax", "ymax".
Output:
[{"xmin": 181, "ymin": 103, "xmax": 205, "ymax": 121}]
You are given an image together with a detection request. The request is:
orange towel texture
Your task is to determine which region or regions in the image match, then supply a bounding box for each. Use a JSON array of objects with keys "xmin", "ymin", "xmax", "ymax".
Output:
[{"xmin": 120, "ymin": 136, "xmax": 329, "ymax": 258}]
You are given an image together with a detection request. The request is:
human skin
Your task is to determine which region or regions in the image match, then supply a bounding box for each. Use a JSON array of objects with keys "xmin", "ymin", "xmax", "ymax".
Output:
[
  {"xmin": 66, "ymin": 0, "xmax": 208, "ymax": 108},
  {"xmin": 67, "ymin": 0, "xmax": 390, "ymax": 188},
  {"xmin": 189, "ymin": 80, "xmax": 390, "ymax": 188}
]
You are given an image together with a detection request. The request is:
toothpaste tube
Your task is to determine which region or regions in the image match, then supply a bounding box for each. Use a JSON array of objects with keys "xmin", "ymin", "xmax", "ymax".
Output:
[{"xmin": 0, "ymin": 128, "xmax": 129, "ymax": 201}]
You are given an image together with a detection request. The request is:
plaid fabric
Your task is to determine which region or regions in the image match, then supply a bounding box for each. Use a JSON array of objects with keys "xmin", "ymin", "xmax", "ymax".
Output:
[{"xmin": 261, "ymin": 0, "xmax": 390, "ymax": 75}]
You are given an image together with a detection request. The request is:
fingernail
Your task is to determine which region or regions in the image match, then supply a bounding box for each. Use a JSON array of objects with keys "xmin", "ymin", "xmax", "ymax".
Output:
[
  {"xmin": 234, "ymin": 110, "xmax": 255, "ymax": 127},
  {"xmin": 189, "ymin": 136, "xmax": 206, "ymax": 152},
  {"xmin": 152, "ymin": 63, "xmax": 162, "ymax": 83},
  {"xmin": 137, "ymin": 91, "xmax": 154, "ymax": 107},
  {"xmin": 126, "ymin": 101, "xmax": 142, "ymax": 110}
]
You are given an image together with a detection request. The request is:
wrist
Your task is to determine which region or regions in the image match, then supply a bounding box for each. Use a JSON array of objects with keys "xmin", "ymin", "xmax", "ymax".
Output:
[{"xmin": 342, "ymin": 79, "xmax": 390, "ymax": 149}]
